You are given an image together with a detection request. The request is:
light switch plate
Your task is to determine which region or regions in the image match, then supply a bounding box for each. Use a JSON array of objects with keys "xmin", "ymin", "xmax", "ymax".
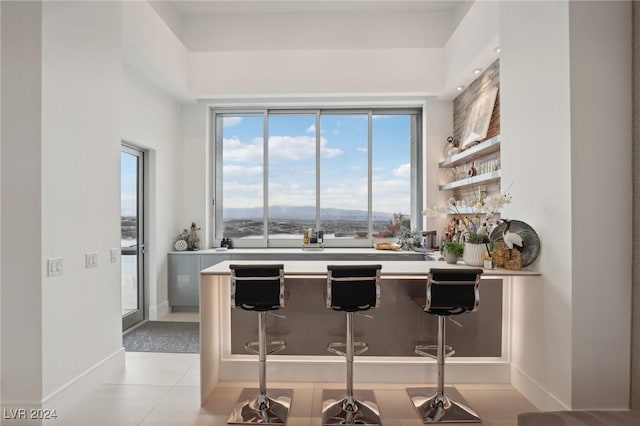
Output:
[
  {"xmin": 110, "ymin": 248, "xmax": 119, "ymax": 263},
  {"xmin": 85, "ymin": 252, "xmax": 98, "ymax": 269},
  {"xmin": 47, "ymin": 258, "xmax": 63, "ymax": 276}
]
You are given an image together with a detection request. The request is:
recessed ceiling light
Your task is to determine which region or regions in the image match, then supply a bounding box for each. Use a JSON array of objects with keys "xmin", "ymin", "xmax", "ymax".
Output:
[
  {"xmin": 473, "ymin": 68, "xmax": 482, "ymax": 75},
  {"xmin": 494, "ymin": 46, "xmax": 501, "ymax": 53},
  {"xmin": 456, "ymin": 86, "xmax": 465, "ymax": 91}
]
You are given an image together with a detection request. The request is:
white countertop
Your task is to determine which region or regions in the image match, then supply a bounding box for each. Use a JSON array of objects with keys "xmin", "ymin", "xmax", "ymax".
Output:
[
  {"xmin": 201, "ymin": 259, "xmax": 540, "ymax": 277},
  {"xmin": 171, "ymin": 247, "xmax": 426, "ymax": 256}
]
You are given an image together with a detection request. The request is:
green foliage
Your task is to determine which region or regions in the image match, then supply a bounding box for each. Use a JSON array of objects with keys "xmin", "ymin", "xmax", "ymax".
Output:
[
  {"xmin": 466, "ymin": 233, "xmax": 490, "ymax": 244},
  {"xmin": 397, "ymin": 229, "xmax": 423, "ymax": 250},
  {"xmin": 441, "ymin": 241, "xmax": 464, "ymax": 257}
]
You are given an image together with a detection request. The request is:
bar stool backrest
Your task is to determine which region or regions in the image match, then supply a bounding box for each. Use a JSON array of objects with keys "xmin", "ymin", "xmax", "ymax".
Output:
[
  {"xmin": 230, "ymin": 264, "xmax": 285, "ymax": 311},
  {"xmin": 326, "ymin": 264, "xmax": 382, "ymax": 312},
  {"xmin": 426, "ymin": 268, "xmax": 483, "ymax": 316}
]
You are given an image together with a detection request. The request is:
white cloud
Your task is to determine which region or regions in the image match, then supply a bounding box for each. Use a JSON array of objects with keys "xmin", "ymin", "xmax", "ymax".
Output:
[
  {"xmin": 320, "ymin": 178, "xmax": 368, "ymax": 210},
  {"xmin": 392, "ymin": 163, "xmax": 411, "ymax": 178},
  {"xmin": 268, "ymin": 136, "xmax": 343, "ymax": 162},
  {"xmin": 371, "ymin": 178, "xmax": 410, "ymax": 213},
  {"xmin": 223, "ymin": 117, "xmax": 243, "ymax": 128},
  {"xmin": 223, "ymin": 164, "xmax": 263, "ymax": 178},
  {"xmin": 223, "ymin": 137, "xmax": 263, "ymax": 162},
  {"xmin": 224, "ymin": 135, "xmax": 344, "ymax": 164},
  {"xmin": 306, "ymin": 124, "xmax": 316, "ymax": 133},
  {"xmin": 357, "ymin": 147, "xmax": 368, "ymax": 153}
]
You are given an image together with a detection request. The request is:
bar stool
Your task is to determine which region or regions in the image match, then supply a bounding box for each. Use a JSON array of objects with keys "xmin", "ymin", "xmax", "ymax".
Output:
[
  {"xmin": 406, "ymin": 268, "xmax": 483, "ymax": 424},
  {"xmin": 227, "ymin": 264, "xmax": 292, "ymax": 425},
  {"xmin": 322, "ymin": 264, "xmax": 382, "ymax": 426}
]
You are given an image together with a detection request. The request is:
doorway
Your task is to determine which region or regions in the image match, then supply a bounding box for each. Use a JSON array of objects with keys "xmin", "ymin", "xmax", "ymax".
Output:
[{"xmin": 121, "ymin": 145, "xmax": 145, "ymax": 330}]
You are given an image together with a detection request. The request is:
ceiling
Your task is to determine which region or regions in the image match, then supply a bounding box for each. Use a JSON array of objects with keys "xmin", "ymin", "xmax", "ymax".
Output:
[{"xmin": 161, "ymin": 0, "xmax": 471, "ymax": 16}]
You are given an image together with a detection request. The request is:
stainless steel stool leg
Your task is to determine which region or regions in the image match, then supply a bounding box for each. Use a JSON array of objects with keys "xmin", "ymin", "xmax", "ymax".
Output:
[
  {"xmin": 322, "ymin": 312, "xmax": 381, "ymax": 425},
  {"xmin": 228, "ymin": 312, "xmax": 292, "ymax": 425},
  {"xmin": 407, "ymin": 316, "xmax": 480, "ymax": 424}
]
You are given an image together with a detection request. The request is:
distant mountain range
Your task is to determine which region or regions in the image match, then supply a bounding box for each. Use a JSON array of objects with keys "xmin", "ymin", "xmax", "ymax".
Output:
[{"xmin": 224, "ymin": 205, "xmax": 395, "ymax": 221}]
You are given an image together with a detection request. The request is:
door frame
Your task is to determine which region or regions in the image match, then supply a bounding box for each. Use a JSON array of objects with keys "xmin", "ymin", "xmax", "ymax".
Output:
[{"xmin": 121, "ymin": 143, "xmax": 147, "ymax": 330}]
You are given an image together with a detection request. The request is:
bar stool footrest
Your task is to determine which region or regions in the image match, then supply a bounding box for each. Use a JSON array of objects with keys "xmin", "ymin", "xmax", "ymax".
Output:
[
  {"xmin": 327, "ymin": 341, "xmax": 368, "ymax": 357},
  {"xmin": 244, "ymin": 341, "xmax": 286, "ymax": 356},
  {"xmin": 228, "ymin": 387, "xmax": 293, "ymax": 425},
  {"xmin": 321, "ymin": 389, "xmax": 381, "ymax": 425},
  {"xmin": 406, "ymin": 386, "xmax": 480, "ymax": 423},
  {"xmin": 415, "ymin": 344, "xmax": 455, "ymax": 359}
]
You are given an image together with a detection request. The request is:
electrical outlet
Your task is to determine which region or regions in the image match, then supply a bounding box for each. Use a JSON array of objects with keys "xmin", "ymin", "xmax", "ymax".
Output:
[
  {"xmin": 110, "ymin": 248, "xmax": 119, "ymax": 263},
  {"xmin": 47, "ymin": 258, "xmax": 63, "ymax": 276},
  {"xmin": 85, "ymin": 252, "xmax": 98, "ymax": 269}
]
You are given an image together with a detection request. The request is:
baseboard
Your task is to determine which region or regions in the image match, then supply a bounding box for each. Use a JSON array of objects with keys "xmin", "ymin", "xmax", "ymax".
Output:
[
  {"xmin": 219, "ymin": 357, "xmax": 511, "ymax": 384},
  {"xmin": 42, "ymin": 348, "xmax": 125, "ymax": 404},
  {"xmin": 1, "ymin": 349, "xmax": 124, "ymax": 425},
  {"xmin": 149, "ymin": 301, "xmax": 170, "ymax": 320},
  {"xmin": 510, "ymin": 363, "xmax": 570, "ymax": 411}
]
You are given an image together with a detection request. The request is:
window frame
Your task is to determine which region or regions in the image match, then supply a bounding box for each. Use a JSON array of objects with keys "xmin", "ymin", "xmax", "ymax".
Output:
[{"xmin": 212, "ymin": 105, "xmax": 424, "ymax": 248}]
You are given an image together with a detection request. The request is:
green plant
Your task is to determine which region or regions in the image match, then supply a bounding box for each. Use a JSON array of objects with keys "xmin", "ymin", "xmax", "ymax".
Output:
[
  {"xmin": 441, "ymin": 241, "xmax": 464, "ymax": 257},
  {"xmin": 466, "ymin": 233, "xmax": 490, "ymax": 244}
]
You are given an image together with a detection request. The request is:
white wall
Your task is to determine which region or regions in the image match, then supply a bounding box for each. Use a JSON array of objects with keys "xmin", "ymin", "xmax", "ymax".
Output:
[
  {"xmin": 424, "ymin": 99, "xmax": 453, "ymax": 238},
  {"xmin": 179, "ymin": 103, "xmax": 210, "ymax": 247},
  {"xmin": 501, "ymin": 0, "xmax": 574, "ymax": 410},
  {"xmin": 180, "ymin": 8, "xmax": 454, "ymax": 51},
  {"xmin": 442, "ymin": 0, "xmax": 500, "ymax": 97},
  {"xmin": 568, "ymin": 0, "xmax": 631, "ymax": 409},
  {"xmin": 40, "ymin": 1, "xmax": 123, "ymax": 398},
  {"xmin": 122, "ymin": 1, "xmax": 189, "ymax": 101},
  {"xmin": 189, "ymin": 48, "xmax": 444, "ymax": 98},
  {"xmin": 501, "ymin": 0, "xmax": 632, "ymax": 410},
  {"xmin": 1, "ymin": 1, "xmax": 43, "ymax": 405},
  {"xmin": 121, "ymin": 64, "xmax": 182, "ymax": 319}
]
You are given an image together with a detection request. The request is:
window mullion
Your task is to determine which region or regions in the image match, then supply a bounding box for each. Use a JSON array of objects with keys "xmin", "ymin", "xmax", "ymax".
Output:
[
  {"xmin": 263, "ymin": 110, "xmax": 269, "ymax": 247},
  {"xmin": 315, "ymin": 111, "xmax": 321, "ymax": 231},
  {"xmin": 368, "ymin": 110, "xmax": 373, "ymax": 238}
]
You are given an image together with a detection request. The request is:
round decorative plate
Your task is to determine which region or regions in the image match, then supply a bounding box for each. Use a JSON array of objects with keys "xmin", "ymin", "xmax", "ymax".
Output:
[
  {"xmin": 489, "ymin": 220, "xmax": 540, "ymax": 267},
  {"xmin": 174, "ymin": 239, "xmax": 188, "ymax": 251}
]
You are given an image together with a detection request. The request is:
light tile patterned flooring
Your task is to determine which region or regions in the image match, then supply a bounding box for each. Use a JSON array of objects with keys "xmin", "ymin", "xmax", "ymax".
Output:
[{"xmin": 43, "ymin": 312, "xmax": 536, "ymax": 425}]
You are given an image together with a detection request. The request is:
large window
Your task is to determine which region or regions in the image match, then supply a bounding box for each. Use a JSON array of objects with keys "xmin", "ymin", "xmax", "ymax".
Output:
[{"xmin": 214, "ymin": 108, "xmax": 422, "ymax": 247}]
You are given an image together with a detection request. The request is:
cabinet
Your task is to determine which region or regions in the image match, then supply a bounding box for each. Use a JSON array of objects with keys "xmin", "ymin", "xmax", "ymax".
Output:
[
  {"xmin": 168, "ymin": 250, "xmax": 424, "ymax": 310},
  {"xmin": 438, "ymin": 135, "xmax": 501, "ymax": 195},
  {"xmin": 168, "ymin": 253, "xmax": 230, "ymax": 311}
]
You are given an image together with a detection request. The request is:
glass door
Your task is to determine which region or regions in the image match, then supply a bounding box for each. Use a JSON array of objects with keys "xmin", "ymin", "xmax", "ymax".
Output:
[{"xmin": 121, "ymin": 145, "xmax": 145, "ymax": 330}]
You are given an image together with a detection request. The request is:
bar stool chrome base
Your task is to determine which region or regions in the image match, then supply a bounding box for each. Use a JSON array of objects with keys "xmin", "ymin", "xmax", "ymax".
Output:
[
  {"xmin": 228, "ymin": 388, "xmax": 293, "ymax": 425},
  {"xmin": 406, "ymin": 387, "xmax": 480, "ymax": 423},
  {"xmin": 321, "ymin": 389, "xmax": 381, "ymax": 425}
]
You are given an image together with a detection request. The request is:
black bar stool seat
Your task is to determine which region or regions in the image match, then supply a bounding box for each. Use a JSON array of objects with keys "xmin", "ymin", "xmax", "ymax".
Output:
[
  {"xmin": 407, "ymin": 268, "xmax": 483, "ymax": 424},
  {"xmin": 227, "ymin": 264, "xmax": 292, "ymax": 425},
  {"xmin": 322, "ymin": 264, "xmax": 382, "ymax": 426}
]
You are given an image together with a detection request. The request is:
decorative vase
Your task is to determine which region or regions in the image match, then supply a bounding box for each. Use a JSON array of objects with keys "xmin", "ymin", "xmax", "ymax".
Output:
[
  {"xmin": 443, "ymin": 142, "xmax": 460, "ymax": 159},
  {"xmin": 463, "ymin": 242, "xmax": 487, "ymax": 267},
  {"xmin": 444, "ymin": 252, "xmax": 459, "ymax": 264}
]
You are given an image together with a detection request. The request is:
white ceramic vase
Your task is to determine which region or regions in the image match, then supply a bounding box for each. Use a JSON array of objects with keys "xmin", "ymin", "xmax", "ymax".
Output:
[
  {"xmin": 444, "ymin": 252, "xmax": 459, "ymax": 264},
  {"xmin": 463, "ymin": 242, "xmax": 487, "ymax": 267}
]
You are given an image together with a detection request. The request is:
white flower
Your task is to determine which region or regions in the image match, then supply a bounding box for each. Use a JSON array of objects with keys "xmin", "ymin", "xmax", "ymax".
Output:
[{"xmin": 421, "ymin": 205, "xmax": 451, "ymax": 217}]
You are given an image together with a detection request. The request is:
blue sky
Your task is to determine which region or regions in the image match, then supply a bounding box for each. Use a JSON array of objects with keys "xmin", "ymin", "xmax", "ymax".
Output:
[
  {"xmin": 121, "ymin": 152, "xmax": 138, "ymax": 217},
  {"xmin": 222, "ymin": 113, "xmax": 411, "ymax": 215}
]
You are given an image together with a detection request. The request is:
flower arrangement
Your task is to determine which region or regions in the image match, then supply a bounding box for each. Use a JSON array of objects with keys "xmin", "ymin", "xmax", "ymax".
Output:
[
  {"xmin": 422, "ymin": 192, "xmax": 512, "ymax": 244},
  {"xmin": 375, "ymin": 212, "xmax": 409, "ymax": 238},
  {"xmin": 397, "ymin": 229, "xmax": 423, "ymax": 250}
]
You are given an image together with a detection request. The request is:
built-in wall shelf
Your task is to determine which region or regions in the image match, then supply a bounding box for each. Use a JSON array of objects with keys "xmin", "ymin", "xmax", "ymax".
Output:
[
  {"xmin": 438, "ymin": 170, "xmax": 501, "ymax": 191},
  {"xmin": 439, "ymin": 135, "xmax": 501, "ymax": 168}
]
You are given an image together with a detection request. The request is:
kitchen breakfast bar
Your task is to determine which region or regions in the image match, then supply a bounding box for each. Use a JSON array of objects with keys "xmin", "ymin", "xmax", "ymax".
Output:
[{"xmin": 199, "ymin": 256, "xmax": 540, "ymax": 404}]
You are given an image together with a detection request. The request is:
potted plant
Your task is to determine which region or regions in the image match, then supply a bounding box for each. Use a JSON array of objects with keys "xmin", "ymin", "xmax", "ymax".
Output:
[
  {"xmin": 423, "ymin": 192, "xmax": 512, "ymax": 267},
  {"xmin": 441, "ymin": 241, "xmax": 464, "ymax": 264}
]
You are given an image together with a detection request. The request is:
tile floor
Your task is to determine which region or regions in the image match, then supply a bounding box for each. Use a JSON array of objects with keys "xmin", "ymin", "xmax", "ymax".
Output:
[
  {"xmin": 43, "ymin": 312, "xmax": 536, "ymax": 425},
  {"xmin": 44, "ymin": 350, "xmax": 536, "ymax": 425}
]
